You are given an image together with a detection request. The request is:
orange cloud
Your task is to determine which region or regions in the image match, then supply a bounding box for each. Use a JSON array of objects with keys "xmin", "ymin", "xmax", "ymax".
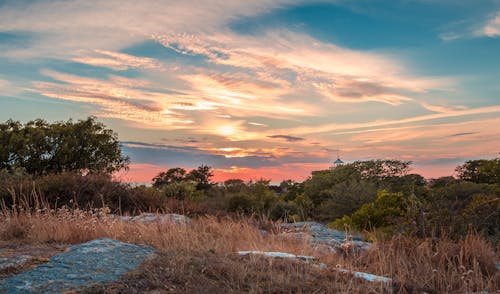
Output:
[{"xmin": 72, "ymin": 50, "xmax": 164, "ymax": 71}]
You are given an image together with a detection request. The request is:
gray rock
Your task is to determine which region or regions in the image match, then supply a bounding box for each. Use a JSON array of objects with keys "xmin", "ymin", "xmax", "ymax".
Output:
[
  {"xmin": 0, "ymin": 238, "xmax": 155, "ymax": 294},
  {"xmin": 114, "ymin": 213, "xmax": 191, "ymax": 225},
  {"xmin": 239, "ymin": 250, "xmax": 392, "ymax": 284},
  {"xmin": 0, "ymin": 255, "xmax": 32, "ymax": 272},
  {"xmin": 281, "ymin": 222, "xmax": 371, "ymax": 251}
]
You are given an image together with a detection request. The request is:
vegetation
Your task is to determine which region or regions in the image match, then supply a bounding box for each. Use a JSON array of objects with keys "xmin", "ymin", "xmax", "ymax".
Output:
[
  {"xmin": 0, "ymin": 117, "xmax": 498, "ymax": 292},
  {"xmin": 0, "ymin": 197, "xmax": 498, "ymax": 293},
  {"xmin": 0, "ymin": 117, "xmax": 129, "ymax": 175}
]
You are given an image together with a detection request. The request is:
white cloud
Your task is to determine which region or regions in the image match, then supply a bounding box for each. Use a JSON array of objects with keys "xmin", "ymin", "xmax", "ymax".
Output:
[
  {"xmin": 0, "ymin": 0, "xmax": 307, "ymax": 58},
  {"xmin": 480, "ymin": 12, "xmax": 500, "ymax": 37},
  {"xmin": 156, "ymin": 30, "xmax": 452, "ymax": 106}
]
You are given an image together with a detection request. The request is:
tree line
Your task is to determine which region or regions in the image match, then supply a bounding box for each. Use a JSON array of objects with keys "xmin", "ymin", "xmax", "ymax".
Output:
[{"xmin": 0, "ymin": 118, "xmax": 498, "ymax": 240}]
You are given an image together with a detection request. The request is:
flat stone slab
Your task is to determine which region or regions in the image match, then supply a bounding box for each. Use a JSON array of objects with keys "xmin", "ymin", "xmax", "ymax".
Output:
[
  {"xmin": 112, "ymin": 213, "xmax": 191, "ymax": 225},
  {"xmin": 238, "ymin": 251, "xmax": 316, "ymax": 261},
  {"xmin": 0, "ymin": 238, "xmax": 155, "ymax": 294},
  {"xmin": 0, "ymin": 255, "xmax": 32, "ymax": 272},
  {"xmin": 281, "ymin": 222, "xmax": 371, "ymax": 251}
]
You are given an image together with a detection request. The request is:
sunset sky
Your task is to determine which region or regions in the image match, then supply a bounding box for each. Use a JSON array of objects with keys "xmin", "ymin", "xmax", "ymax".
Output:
[{"xmin": 1, "ymin": 0, "xmax": 499, "ymax": 183}]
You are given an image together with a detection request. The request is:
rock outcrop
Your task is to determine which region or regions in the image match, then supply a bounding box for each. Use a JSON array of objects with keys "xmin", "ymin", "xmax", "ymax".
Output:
[
  {"xmin": 281, "ymin": 222, "xmax": 371, "ymax": 251},
  {"xmin": 113, "ymin": 213, "xmax": 191, "ymax": 225},
  {"xmin": 0, "ymin": 238, "xmax": 155, "ymax": 294}
]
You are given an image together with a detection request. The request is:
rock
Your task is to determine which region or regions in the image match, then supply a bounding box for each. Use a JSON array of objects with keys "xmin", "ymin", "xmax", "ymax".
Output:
[
  {"xmin": 331, "ymin": 267, "xmax": 392, "ymax": 283},
  {"xmin": 0, "ymin": 255, "xmax": 32, "ymax": 272},
  {"xmin": 280, "ymin": 222, "xmax": 371, "ymax": 251},
  {"xmin": 0, "ymin": 238, "xmax": 155, "ymax": 294},
  {"xmin": 238, "ymin": 250, "xmax": 392, "ymax": 284},
  {"xmin": 238, "ymin": 251, "xmax": 316, "ymax": 261},
  {"xmin": 113, "ymin": 213, "xmax": 191, "ymax": 225}
]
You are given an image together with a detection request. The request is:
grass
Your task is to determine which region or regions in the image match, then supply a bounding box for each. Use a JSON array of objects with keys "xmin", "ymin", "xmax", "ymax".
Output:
[{"xmin": 0, "ymin": 194, "xmax": 498, "ymax": 293}]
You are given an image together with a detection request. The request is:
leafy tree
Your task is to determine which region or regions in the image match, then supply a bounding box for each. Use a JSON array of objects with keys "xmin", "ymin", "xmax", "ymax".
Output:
[
  {"xmin": 163, "ymin": 181, "xmax": 201, "ymax": 200},
  {"xmin": 152, "ymin": 165, "xmax": 214, "ymax": 191},
  {"xmin": 428, "ymin": 176, "xmax": 456, "ymax": 188},
  {"xmin": 350, "ymin": 159, "xmax": 412, "ymax": 181},
  {"xmin": 314, "ymin": 179, "xmax": 377, "ymax": 222},
  {"xmin": 152, "ymin": 167, "xmax": 187, "ymax": 188},
  {"xmin": 332, "ymin": 190, "xmax": 417, "ymax": 233},
  {"xmin": 279, "ymin": 180, "xmax": 304, "ymax": 201},
  {"xmin": 223, "ymin": 179, "xmax": 246, "ymax": 193},
  {"xmin": 456, "ymin": 157, "xmax": 500, "ymax": 185},
  {"xmin": 422, "ymin": 181, "xmax": 499, "ymax": 237},
  {"xmin": 187, "ymin": 164, "xmax": 214, "ymax": 190},
  {"xmin": 0, "ymin": 117, "xmax": 129, "ymax": 175}
]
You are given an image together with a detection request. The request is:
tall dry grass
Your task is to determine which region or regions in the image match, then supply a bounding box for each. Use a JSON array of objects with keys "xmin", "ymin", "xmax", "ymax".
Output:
[{"xmin": 0, "ymin": 191, "xmax": 498, "ymax": 293}]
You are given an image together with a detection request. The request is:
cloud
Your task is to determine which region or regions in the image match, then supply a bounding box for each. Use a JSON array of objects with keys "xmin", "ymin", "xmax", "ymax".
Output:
[
  {"xmin": 420, "ymin": 102, "xmax": 467, "ymax": 113},
  {"xmin": 156, "ymin": 30, "xmax": 451, "ymax": 106},
  {"xmin": 0, "ymin": 78, "xmax": 23, "ymax": 97},
  {"xmin": 479, "ymin": 12, "xmax": 500, "ymax": 37},
  {"xmin": 33, "ymin": 70, "xmax": 197, "ymax": 128},
  {"xmin": 0, "ymin": 0, "xmax": 305, "ymax": 58},
  {"xmin": 448, "ymin": 132, "xmax": 479, "ymax": 137},
  {"xmin": 0, "ymin": 79, "xmax": 10, "ymax": 92},
  {"xmin": 72, "ymin": 50, "xmax": 164, "ymax": 71},
  {"xmin": 267, "ymin": 135, "xmax": 305, "ymax": 142},
  {"xmin": 275, "ymin": 105, "xmax": 500, "ymax": 136}
]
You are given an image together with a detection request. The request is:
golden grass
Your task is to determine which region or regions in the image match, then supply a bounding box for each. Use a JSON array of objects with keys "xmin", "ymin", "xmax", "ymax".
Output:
[{"xmin": 0, "ymin": 203, "xmax": 498, "ymax": 293}]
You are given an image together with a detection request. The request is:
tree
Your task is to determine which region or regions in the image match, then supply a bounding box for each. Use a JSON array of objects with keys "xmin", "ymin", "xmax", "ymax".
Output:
[
  {"xmin": 152, "ymin": 167, "xmax": 187, "ymax": 188},
  {"xmin": 351, "ymin": 159, "xmax": 412, "ymax": 181},
  {"xmin": 187, "ymin": 165, "xmax": 214, "ymax": 190},
  {"xmin": 455, "ymin": 157, "xmax": 500, "ymax": 185},
  {"xmin": 0, "ymin": 117, "xmax": 129, "ymax": 175},
  {"xmin": 152, "ymin": 165, "xmax": 214, "ymax": 190},
  {"xmin": 223, "ymin": 179, "xmax": 246, "ymax": 193}
]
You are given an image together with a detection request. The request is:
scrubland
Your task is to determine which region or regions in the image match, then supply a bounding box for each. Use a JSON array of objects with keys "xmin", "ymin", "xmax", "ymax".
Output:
[{"xmin": 1, "ymin": 194, "xmax": 498, "ymax": 293}]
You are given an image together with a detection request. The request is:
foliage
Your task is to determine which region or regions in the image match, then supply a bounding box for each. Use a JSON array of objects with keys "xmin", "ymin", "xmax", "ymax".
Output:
[
  {"xmin": 331, "ymin": 190, "xmax": 417, "ymax": 233},
  {"xmin": 152, "ymin": 165, "xmax": 214, "ymax": 191},
  {"xmin": 187, "ymin": 165, "xmax": 214, "ymax": 190},
  {"xmin": 152, "ymin": 167, "xmax": 187, "ymax": 188},
  {"xmin": 456, "ymin": 157, "xmax": 500, "ymax": 185},
  {"xmin": 0, "ymin": 117, "xmax": 129, "ymax": 175},
  {"xmin": 303, "ymin": 159, "xmax": 415, "ymax": 222},
  {"xmin": 162, "ymin": 181, "xmax": 202, "ymax": 201},
  {"xmin": 350, "ymin": 159, "xmax": 412, "ymax": 180}
]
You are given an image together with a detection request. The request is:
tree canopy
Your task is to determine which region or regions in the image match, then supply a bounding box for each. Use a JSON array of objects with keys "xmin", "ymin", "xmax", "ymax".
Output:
[
  {"xmin": 0, "ymin": 117, "xmax": 129, "ymax": 175},
  {"xmin": 455, "ymin": 157, "xmax": 500, "ymax": 185},
  {"xmin": 152, "ymin": 165, "xmax": 214, "ymax": 190}
]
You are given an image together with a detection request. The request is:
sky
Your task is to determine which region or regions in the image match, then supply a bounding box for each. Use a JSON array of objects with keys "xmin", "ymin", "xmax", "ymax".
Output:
[{"xmin": 1, "ymin": 0, "xmax": 499, "ymax": 183}]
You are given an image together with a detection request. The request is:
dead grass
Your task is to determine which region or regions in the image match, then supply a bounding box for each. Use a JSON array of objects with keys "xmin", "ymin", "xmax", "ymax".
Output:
[{"xmin": 0, "ymin": 204, "xmax": 498, "ymax": 293}]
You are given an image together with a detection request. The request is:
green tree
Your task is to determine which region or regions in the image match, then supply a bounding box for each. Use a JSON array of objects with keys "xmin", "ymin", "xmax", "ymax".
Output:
[
  {"xmin": 279, "ymin": 180, "xmax": 304, "ymax": 201},
  {"xmin": 333, "ymin": 190, "xmax": 416, "ymax": 233},
  {"xmin": 187, "ymin": 165, "xmax": 214, "ymax": 190},
  {"xmin": 0, "ymin": 117, "xmax": 129, "ymax": 175},
  {"xmin": 223, "ymin": 179, "xmax": 246, "ymax": 193},
  {"xmin": 455, "ymin": 157, "xmax": 500, "ymax": 185},
  {"xmin": 152, "ymin": 167, "xmax": 187, "ymax": 188}
]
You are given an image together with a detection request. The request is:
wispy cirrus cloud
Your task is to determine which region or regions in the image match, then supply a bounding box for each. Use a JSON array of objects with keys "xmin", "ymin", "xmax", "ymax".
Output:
[
  {"xmin": 156, "ymin": 30, "xmax": 452, "ymax": 106},
  {"xmin": 72, "ymin": 50, "xmax": 164, "ymax": 71},
  {"xmin": 274, "ymin": 105, "xmax": 500, "ymax": 136},
  {"xmin": 33, "ymin": 70, "xmax": 196, "ymax": 128}
]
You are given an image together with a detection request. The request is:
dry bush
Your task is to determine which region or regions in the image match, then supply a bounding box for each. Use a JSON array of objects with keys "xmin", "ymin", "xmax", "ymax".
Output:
[
  {"xmin": 355, "ymin": 233, "xmax": 499, "ymax": 293},
  {"xmin": 0, "ymin": 206, "xmax": 498, "ymax": 293}
]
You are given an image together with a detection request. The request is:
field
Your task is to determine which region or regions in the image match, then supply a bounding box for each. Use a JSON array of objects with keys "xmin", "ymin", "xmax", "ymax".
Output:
[{"xmin": 1, "ymin": 204, "xmax": 498, "ymax": 293}]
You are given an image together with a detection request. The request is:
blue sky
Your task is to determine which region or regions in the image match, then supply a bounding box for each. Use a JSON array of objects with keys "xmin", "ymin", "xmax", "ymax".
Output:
[{"xmin": 0, "ymin": 0, "xmax": 499, "ymax": 182}]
